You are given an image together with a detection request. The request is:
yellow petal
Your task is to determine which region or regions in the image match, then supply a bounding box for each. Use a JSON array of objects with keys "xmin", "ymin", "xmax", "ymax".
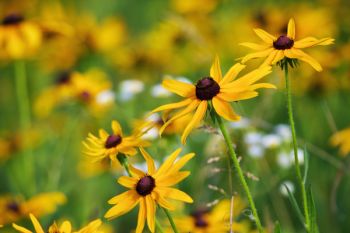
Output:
[
  {"xmin": 152, "ymin": 191, "xmax": 175, "ymax": 210},
  {"xmin": 118, "ymin": 176, "xmax": 138, "ymax": 188},
  {"xmin": 112, "ymin": 120, "xmax": 123, "ymax": 136},
  {"xmin": 217, "ymin": 91, "xmax": 258, "ymax": 102},
  {"xmin": 118, "ymin": 146, "xmax": 137, "ymax": 156},
  {"xmin": 12, "ymin": 224, "xmax": 32, "ymax": 233},
  {"xmin": 129, "ymin": 165, "xmax": 146, "ymax": 178},
  {"xmin": 287, "ymin": 18, "xmax": 296, "ymax": 39},
  {"xmin": 181, "ymin": 101, "xmax": 207, "ymax": 144},
  {"xmin": 156, "ymin": 171, "xmax": 191, "ymax": 187},
  {"xmin": 152, "ymin": 98, "xmax": 193, "ymax": 112},
  {"xmin": 212, "ymin": 97, "xmax": 241, "ymax": 121},
  {"xmin": 169, "ymin": 153, "xmax": 195, "ymax": 173},
  {"xmin": 145, "ymin": 196, "xmax": 156, "ymax": 233},
  {"xmin": 241, "ymin": 48, "xmax": 274, "ymax": 64},
  {"xmin": 105, "ymin": 194, "xmax": 140, "ymax": 219},
  {"xmin": 155, "ymin": 148, "xmax": 182, "ymax": 177},
  {"xmin": 136, "ymin": 198, "xmax": 146, "ymax": 233},
  {"xmin": 29, "ymin": 214, "xmax": 45, "ymax": 233},
  {"xmin": 108, "ymin": 190, "xmax": 136, "ymax": 204},
  {"xmin": 271, "ymin": 50, "xmax": 285, "ymax": 64},
  {"xmin": 99, "ymin": 129, "xmax": 109, "ymax": 139},
  {"xmin": 294, "ymin": 37, "xmax": 334, "ymax": 49},
  {"xmin": 139, "ymin": 148, "xmax": 156, "ymax": 174},
  {"xmin": 162, "ymin": 79, "xmax": 195, "ymax": 97},
  {"xmin": 210, "ymin": 55, "xmax": 222, "ymax": 82},
  {"xmin": 248, "ymin": 83, "xmax": 276, "ymax": 90},
  {"xmin": 157, "ymin": 187, "xmax": 193, "ymax": 203},
  {"xmin": 253, "ymin": 28, "xmax": 276, "ymax": 43},
  {"xmin": 260, "ymin": 50, "xmax": 278, "ymax": 66},
  {"xmin": 239, "ymin": 42, "xmax": 270, "ymax": 50},
  {"xmin": 59, "ymin": 221, "xmax": 71, "ymax": 233},
  {"xmin": 220, "ymin": 63, "xmax": 246, "ymax": 85},
  {"xmin": 285, "ymin": 48, "xmax": 322, "ymax": 71}
]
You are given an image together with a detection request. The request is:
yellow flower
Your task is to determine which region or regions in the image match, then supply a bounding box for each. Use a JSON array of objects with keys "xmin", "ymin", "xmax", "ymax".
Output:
[
  {"xmin": 152, "ymin": 56, "xmax": 275, "ymax": 144},
  {"xmin": 174, "ymin": 198, "xmax": 250, "ymax": 233},
  {"xmin": 240, "ymin": 18, "xmax": 334, "ymax": 71},
  {"xmin": 104, "ymin": 147, "xmax": 194, "ymax": 233},
  {"xmin": 12, "ymin": 214, "xmax": 102, "ymax": 233},
  {"xmin": 330, "ymin": 128, "xmax": 350, "ymax": 157},
  {"xmin": 0, "ymin": 192, "xmax": 66, "ymax": 225},
  {"xmin": 83, "ymin": 120, "xmax": 149, "ymax": 163},
  {"xmin": 0, "ymin": 13, "xmax": 42, "ymax": 59}
]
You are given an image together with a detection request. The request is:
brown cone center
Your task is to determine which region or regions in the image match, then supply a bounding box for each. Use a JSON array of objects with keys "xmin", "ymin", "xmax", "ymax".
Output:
[
  {"xmin": 105, "ymin": 135, "xmax": 122, "ymax": 148},
  {"xmin": 273, "ymin": 35, "xmax": 294, "ymax": 50},
  {"xmin": 2, "ymin": 14, "xmax": 24, "ymax": 25},
  {"xmin": 195, "ymin": 77, "xmax": 220, "ymax": 100},
  {"xmin": 136, "ymin": 175, "xmax": 155, "ymax": 196}
]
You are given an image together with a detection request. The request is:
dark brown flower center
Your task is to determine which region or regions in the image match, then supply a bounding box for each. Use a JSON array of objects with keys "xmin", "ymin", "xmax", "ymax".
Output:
[
  {"xmin": 2, "ymin": 14, "xmax": 24, "ymax": 25},
  {"xmin": 273, "ymin": 35, "xmax": 294, "ymax": 50},
  {"xmin": 195, "ymin": 77, "xmax": 220, "ymax": 100},
  {"xmin": 136, "ymin": 175, "xmax": 155, "ymax": 196},
  {"xmin": 105, "ymin": 135, "xmax": 122, "ymax": 148},
  {"xmin": 55, "ymin": 71, "xmax": 71, "ymax": 85},
  {"xmin": 191, "ymin": 209, "xmax": 209, "ymax": 228},
  {"xmin": 80, "ymin": 91, "xmax": 91, "ymax": 102},
  {"xmin": 6, "ymin": 201, "xmax": 21, "ymax": 213}
]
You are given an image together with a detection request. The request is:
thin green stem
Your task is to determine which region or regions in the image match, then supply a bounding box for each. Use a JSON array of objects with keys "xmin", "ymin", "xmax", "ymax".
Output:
[
  {"xmin": 162, "ymin": 207, "xmax": 179, "ymax": 233},
  {"xmin": 284, "ymin": 64, "xmax": 310, "ymax": 231},
  {"xmin": 156, "ymin": 219, "xmax": 165, "ymax": 233},
  {"xmin": 214, "ymin": 113, "xmax": 263, "ymax": 233},
  {"xmin": 117, "ymin": 154, "xmax": 179, "ymax": 233}
]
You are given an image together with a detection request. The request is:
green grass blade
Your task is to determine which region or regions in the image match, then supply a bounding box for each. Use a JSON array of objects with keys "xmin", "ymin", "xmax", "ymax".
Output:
[
  {"xmin": 303, "ymin": 146, "xmax": 310, "ymax": 185},
  {"xmin": 284, "ymin": 184, "xmax": 305, "ymax": 226}
]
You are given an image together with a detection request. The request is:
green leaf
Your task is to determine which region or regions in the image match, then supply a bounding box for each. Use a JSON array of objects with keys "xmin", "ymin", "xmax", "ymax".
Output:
[
  {"xmin": 307, "ymin": 186, "xmax": 319, "ymax": 233},
  {"xmin": 274, "ymin": 221, "xmax": 282, "ymax": 233},
  {"xmin": 303, "ymin": 146, "xmax": 310, "ymax": 185},
  {"xmin": 284, "ymin": 184, "xmax": 305, "ymax": 225}
]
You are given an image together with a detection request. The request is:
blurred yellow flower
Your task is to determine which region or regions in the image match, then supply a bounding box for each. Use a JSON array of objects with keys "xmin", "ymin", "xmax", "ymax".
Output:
[
  {"xmin": 330, "ymin": 128, "xmax": 350, "ymax": 157},
  {"xmin": 0, "ymin": 192, "xmax": 66, "ymax": 225},
  {"xmin": 152, "ymin": 56, "xmax": 275, "ymax": 144},
  {"xmin": 0, "ymin": 13, "xmax": 42, "ymax": 59},
  {"xmin": 12, "ymin": 214, "xmax": 102, "ymax": 233},
  {"xmin": 83, "ymin": 120, "xmax": 149, "ymax": 163},
  {"xmin": 240, "ymin": 18, "xmax": 334, "ymax": 71},
  {"xmin": 105, "ymin": 148, "xmax": 194, "ymax": 233},
  {"xmin": 175, "ymin": 198, "xmax": 250, "ymax": 233}
]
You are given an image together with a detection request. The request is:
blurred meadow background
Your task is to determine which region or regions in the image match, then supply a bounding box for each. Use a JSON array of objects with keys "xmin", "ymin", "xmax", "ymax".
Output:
[{"xmin": 1, "ymin": 0, "xmax": 350, "ymax": 232}]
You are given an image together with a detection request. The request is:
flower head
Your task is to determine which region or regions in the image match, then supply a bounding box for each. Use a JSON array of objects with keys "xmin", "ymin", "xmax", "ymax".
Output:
[
  {"xmin": 330, "ymin": 127, "xmax": 350, "ymax": 157},
  {"xmin": 104, "ymin": 148, "xmax": 195, "ymax": 233},
  {"xmin": 12, "ymin": 214, "xmax": 102, "ymax": 233},
  {"xmin": 152, "ymin": 56, "xmax": 275, "ymax": 144},
  {"xmin": 83, "ymin": 120, "xmax": 149, "ymax": 163},
  {"xmin": 240, "ymin": 18, "xmax": 334, "ymax": 71}
]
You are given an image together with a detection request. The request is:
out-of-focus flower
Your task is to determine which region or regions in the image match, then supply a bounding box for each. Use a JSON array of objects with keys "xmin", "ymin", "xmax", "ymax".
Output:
[
  {"xmin": 12, "ymin": 214, "xmax": 102, "ymax": 233},
  {"xmin": 82, "ymin": 120, "xmax": 149, "ymax": 163},
  {"xmin": 77, "ymin": 157, "xmax": 122, "ymax": 178},
  {"xmin": 274, "ymin": 124, "xmax": 292, "ymax": 142},
  {"xmin": 171, "ymin": 0, "xmax": 219, "ymax": 15},
  {"xmin": 330, "ymin": 127, "xmax": 350, "ymax": 156},
  {"xmin": 119, "ymin": 80, "xmax": 144, "ymax": 101},
  {"xmin": 151, "ymin": 84, "xmax": 172, "ymax": 98},
  {"xmin": 105, "ymin": 148, "xmax": 194, "ymax": 233},
  {"xmin": 0, "ymin": 13, "xmax": 42, "ymax": 59},
  {"xmin": 247, "ymin": 144, "xmax": 264, "ymax": 158},
  {"xmin": 261, "ymin": 134, "xmax": 282, "ymax": 148},
  {"xmin": 0, "ymin": 192, "xmax": 66, "ymax": 225},
  {"xmin": 240, "ymin": 18, "xmax": 334, "ymax": 71},
  {"xmin": 280, "ymin": 180, "xmax": 295, "ymax": 197},
  {"xmin": 229, "ymin": 118, "xmax": 251, "ymax": 130},
  {"xmin": 152, "ymin": 56, "xmax": 275, "ymax": 144},
  {"xmin": 175, "ymin": 198, "xmax": 250, "ymax": 233},
  {"xmin": 277, "ymin": 148, "xmax": 304, "ymax": 169}
]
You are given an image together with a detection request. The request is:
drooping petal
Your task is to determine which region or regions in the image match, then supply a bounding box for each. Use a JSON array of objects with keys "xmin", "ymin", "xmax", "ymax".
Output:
[
  {"xmin": 145, "ymin": 196, "xmax": 156, "ymax": 233},
  {"xmin": 108, "ymin": 190, "xmax": 137, "ymax": 204},
  {"xmin": 239, "ymin": 42, "xmax": 270, "ymax": 50},
  {"xmin": 181, "ymin": 101, "xmax": 207, "ymax": 144},
  {"xmin": 155, "ymin": 148, "xmax": 182, "ymax": 178},
  {"xmin": 152, "ymin": 190, "xmax": 175, "ymax": 210},
  {"xmin": 118, "ymin": 146, "xmax": 137, "ymax": 156},
  {"xmin": 156, "ymin": 187, "xmax": 193, "ymax": 203},
  {"xmin": 248, "ymin": 83, "xmax": 276, "ymax": 90},
  {"xmin": 29, "ymin": 214, "xmax": 45, "ymax": 233},
  {"xmin": 212, "ymin": 97, "xmax": 241, "ymax": 121},
  {"xmin": 220, "ymin": 63, "xmax": 246, "ymax": 85},
  {"xmin": 105, "ymin": 194, "xmax": 140, "ymax": 219},
  {"xmin": 271, "ymin": 50, "xmax": 285, "ymax": 64},
  {"xmin": 253, "ymin": 28, "xmax": 276, "ymax": 43},
  {"xmin": 12, "ymin": 224, "xmax": 32, "ymax": 233},
  {"xmin": 118, "ymin": 176, "xmax": 138, "ymax": 188},
  {"xmin": 112, "ymin": 120, "xmax": 123, "ymax": 136},
  {"xmin": 136, "ymin": 198, "xmax": 146, "ymax": 233},
  {"xmin": 151, "ymin": 98, "xmax": 193, "ymax": 113},
  {"xmin": 285, "ymin": 48, "xmax": 322, "ymax": 71},
  {"xmin": 210, "ymin": 55, "xmax": 222, "ymax": 82},
  {"xmin": 294, "ymin": 37, "xmax": 334, "ymax": 49},
  {"xmin": 260, "ymin": 50, "xmax": 278, "ymax": 66},
  {"xmin": 241, "ymin": 48, "xmax": 274, "ymax": 64},
  {"xmin": 162, "ymin": 79, "xmax": 195, "ymax": 97},
  {"xmin": 287, "ymin": 18, "xmax": 296, "ymax": 39},
  {"xmin": 139, "ymin": 147, "xmax": 156, "ymax": 174}
]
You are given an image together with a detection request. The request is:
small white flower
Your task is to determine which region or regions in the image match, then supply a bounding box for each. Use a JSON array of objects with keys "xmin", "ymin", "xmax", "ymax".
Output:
[
  {"xmin": 289, "ymin": 148, "xmax": 304, "ymax": 165},
  {"xmin": 229, "ymin": 118, "xmax": 251, "ymax": 129},
  {"xmin": 277, "ymin": 152, "xmax": 292, "ymax": 168},
  {"xmin": 247, "ymin": 144, "xmax": 264, "ymax": 158},
  {"xmin": 262, "ymin": 134, "xmax": 282, "ymax": 148},
  {"xmin": 119, "ymin": 80, "xmax": 144, "ymax": 101},
  {"xmin": 176, "ymin": 76, "xmax": 192, "ymax": 84},
  {"xmin": 96, "ymin": 90, "xmax": 115, "ymax": 105},
  {"xmin": 151, "ymin": 84, "xmax": 172, "ymax": 98},
  {"xmin": 141, "ymin": 127, "xmax": 159, "ymax": 140},
  {"xmin": 280, "ymin": 180, "xmax": 295, "ymax": 196},
  {"xmin": 275, "ymin": 124, "xmax": 292, "ymax": 142},
  {"xmin": 244, "ymin": 132, "xmax": 262, "ymax": 145}
]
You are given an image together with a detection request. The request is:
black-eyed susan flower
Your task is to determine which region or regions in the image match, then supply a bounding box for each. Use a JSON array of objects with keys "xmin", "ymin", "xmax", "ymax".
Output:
[
  {"xmin": 330, "ymin": 127, "xmax": 350, "ymax": 157},
  {"xmin": 105, "ymin": 147, "xmax": 194, "ymax": 233},
  {"xmin": 0, "ymin": 13, "xmax": 42, "ymax": 59},
  {"xmin": 240, "ymin": 18, "xmax": 334, "ymax": 71},
  {"xmin": 152, "ymin": 56, "xmax": 275, "ymax": 144},
  {"xmin": 83, "ymin": 120, "xmax": 149, "ymax": 163},
  {"xmin": 12, "ymin": 214, "xmax": 102, "ymax": 233},
  {"xmin": 175, "ymin": 198, "xmax": 250, "ymax": 233},
  {"xmin": 0, "ymin": 192, "xmax": 66, "ymax": 225}
]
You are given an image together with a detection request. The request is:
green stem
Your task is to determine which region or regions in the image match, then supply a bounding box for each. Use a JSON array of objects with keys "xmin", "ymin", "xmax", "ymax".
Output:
[
  {"xmin": 284, "ymin": 64, "xmax": 310, "ymax": 231},
  {"xmin": 214, "ymin": 113, "xmax": 263, "ymax": 233},
  {"xmin": 117, "ymin": 154, "xmax": 179, "ymax": 233}
]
